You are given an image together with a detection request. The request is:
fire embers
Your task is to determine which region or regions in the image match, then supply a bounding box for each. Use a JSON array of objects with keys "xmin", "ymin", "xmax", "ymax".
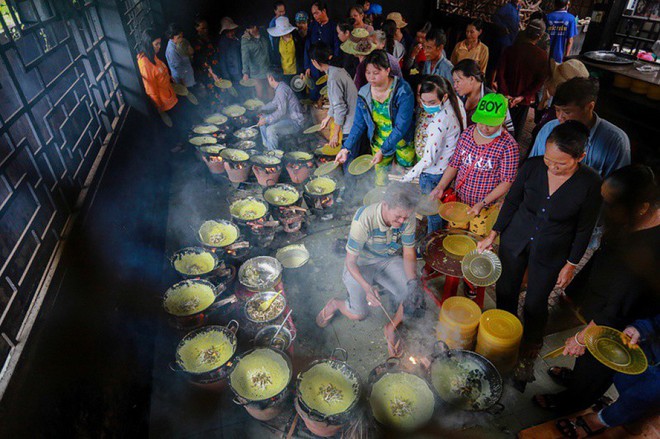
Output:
[
  {"xmin": 252, "ymin": 164, "xmax": 283, "ymax": 187},
  {"xmin": 276, "ymin": 206, "xmax": 306, "ymax": 233}
]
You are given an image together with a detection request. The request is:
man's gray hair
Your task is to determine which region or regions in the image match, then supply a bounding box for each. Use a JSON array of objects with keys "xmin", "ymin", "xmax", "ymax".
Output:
[{"xmin": 382, "ymin": 182, "xmax": 420, "ymax": 211}]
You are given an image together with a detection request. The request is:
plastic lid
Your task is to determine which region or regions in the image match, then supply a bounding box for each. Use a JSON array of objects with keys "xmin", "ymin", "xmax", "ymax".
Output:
[
  {"xmin": 347, "ymin": 154, "xmax": 374, "ymax": 175},
  {"xmin": 314, "ymin": 161, "xmax": 339, "ymax": 176},
  {"xmin": 442, "ymin": 235, "xmax": 477, "ymax": 257},
  {"xmin": 440, "ymin": 297, "xmax": 481, "ymax": 329},
  {"xmin": 438, "ymin": 202, "xmax": 475, "ymax": 223},
  {"xmin": 479, "ymin": 309, "xmax": 523, "ymax": 343}
]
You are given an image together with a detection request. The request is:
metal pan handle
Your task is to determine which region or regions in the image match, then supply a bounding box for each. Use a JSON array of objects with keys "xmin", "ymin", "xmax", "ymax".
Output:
[
  {"xmin": 433, "ymin": 341, "xmax": 450, "ymax": 358},
  {"xmin": 330, "ymin": 347, "xmax": 348, "ymax": 362},
  {"xmin": 226, "ymin": 319, "xmax": 239, "ymax": 334},
  {"xmin": 169, "ymin": 362, "xmax": 183, "ymax": 372},
  {"xmin": 232, "ymin": 396, "xmax": 248, "ymax": 406},
  {"xmin": 385, "ymin": 357, "xmax": 401, "ymax": 368}
]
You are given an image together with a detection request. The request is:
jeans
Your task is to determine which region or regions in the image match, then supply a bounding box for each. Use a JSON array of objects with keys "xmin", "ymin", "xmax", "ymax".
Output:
[
  {"xmin": 419, "ymin": 172, "xmax": 444, "ymax": 233},
  {"xmin": 599, "ymin": 364, "xmax": 660, "ymax": 427},
  {"xmin": 259, "ymin": 119, "xmax": 300, "ymax": 151}
]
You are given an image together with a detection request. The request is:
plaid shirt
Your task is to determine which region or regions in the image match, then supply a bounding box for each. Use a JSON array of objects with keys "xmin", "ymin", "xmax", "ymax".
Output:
[{"xmin": 448, "ymin": 125, "xmax": 519, "ymax": 207}]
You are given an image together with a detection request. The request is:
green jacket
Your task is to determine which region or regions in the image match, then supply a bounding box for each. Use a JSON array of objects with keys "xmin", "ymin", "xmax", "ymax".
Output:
[{"xmin": 241, "ymin": 30, "xmax": 270, "ymax": 79}]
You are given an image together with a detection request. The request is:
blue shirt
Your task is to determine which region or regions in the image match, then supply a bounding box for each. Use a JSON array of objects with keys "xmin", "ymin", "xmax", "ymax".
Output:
[
  {"xmin": 547, "ymin": 10, "xmax": 578, "ymax": 63},
  {"xmin": 422, "ymin": 56, "xmax": 453, "ymax": 82},
  {"xmin": 165, "ymin": 40, "xmax": 195, "ymax": 87},
  {"xmin": 492, "ymin": 3, "xmax": 520, "ymax": 47},
  {"xmin": 304, "ymin": 20, "xmax": 340, "ymax": 71},
  {"xmin": 529, "ymin": 115, "xmax": 631, "ymax": 178}
]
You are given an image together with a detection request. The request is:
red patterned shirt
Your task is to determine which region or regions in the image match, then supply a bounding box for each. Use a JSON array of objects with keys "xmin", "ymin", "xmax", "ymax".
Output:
[{"xmin": 448, "ymin": 125, "xmax": 519, "ymax": 207}]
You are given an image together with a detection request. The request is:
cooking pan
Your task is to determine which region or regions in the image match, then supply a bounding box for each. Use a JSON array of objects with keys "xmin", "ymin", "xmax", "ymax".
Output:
[{"xmin": 428, "ymin": 341, "xmax": 504, "ymax": 414}]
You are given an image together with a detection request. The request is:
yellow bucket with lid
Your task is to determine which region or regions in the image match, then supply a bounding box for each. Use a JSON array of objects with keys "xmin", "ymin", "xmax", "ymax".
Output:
[
  {"xmin": 477, "ymin": 309, "xmax": 523, "ymax": 345},
  {"xmin": 439, "ymin": 297, "xmax": 482, "ymax": 331}
]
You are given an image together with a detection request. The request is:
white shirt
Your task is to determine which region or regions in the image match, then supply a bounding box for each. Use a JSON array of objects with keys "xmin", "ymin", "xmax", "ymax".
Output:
[
  {"xmin": 401, "ymin": 99, "xmax": 466, "ymax": 181},
  {"xmin": 393, "ymin": 40, "xmax": 406, "ymax": 61}
]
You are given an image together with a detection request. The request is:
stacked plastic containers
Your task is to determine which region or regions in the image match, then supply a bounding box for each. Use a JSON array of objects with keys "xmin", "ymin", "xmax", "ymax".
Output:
[
  {"xmin": 475, "ymin": 309, "xmax": 523, "ymax": 373},
  {"xmin": 436, "ymin": 297, "xmax": 482, "ymax": 350}
]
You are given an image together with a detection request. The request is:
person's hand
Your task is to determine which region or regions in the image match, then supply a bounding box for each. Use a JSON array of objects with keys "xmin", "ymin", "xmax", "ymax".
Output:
[
  {"xmin": 371, "ymin": 150, "xmax": 383, "ymax": 165},
  {"xmin": 510, "ymin": 96, "xmax": 524, "ymax": 107},
  {"xmin": 429, "ymin": 183, "xmax": 447, "ymax": 200},
  {"xmin": 467, "ymin": 201, "xmax": 485, "ymax": 216},
  {"xmin": 335, "ymin": 148, "xmax": 349, "ymax": 164},
  {"xmin": 366, "ymin": 286, "xmax": 381, "ymax": 307},
  {"xmin": 329, "ymin": 130, "xmax": 339, "ymax": 147},
  {"xmin": 257, "ymin": 117, "xmax": 267, "ymax": 127},
  {"xmin": 305, "ymin": 69, "xmax": 311, "ymax": 77},
  {"xmin": 320, "ymin": 116, "xmax": 331, "ymax": 130},
  {"xmin": 555, "ymin": 263, "xmax": 577, "ymax": 289},
  {"xmin": 563, "ymin": 333, "xmax": 587, "ymax": 357},
  {"xmin": 243, "ymin": 74, "xmax": 249, "ymax": 82},
  {"xmin": 623, "ymin": 326, "xmax": 641, "ymax": 348},
  {"xmin": 411, "ymin": 43, "xmax": 422, "ymax": 56},
  {"xmin": 477, "ymin": 231, "xmax": 497, "ymax": 253}
]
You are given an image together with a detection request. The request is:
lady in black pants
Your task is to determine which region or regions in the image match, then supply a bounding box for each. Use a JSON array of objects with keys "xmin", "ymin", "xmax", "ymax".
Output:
[
  {"xmin": 478, "ymin": 121, "xmax": 602, "ymax": 382},
  {"xmin": 533, "ymin": 164, "xmax": 660, "ymax": 414}
]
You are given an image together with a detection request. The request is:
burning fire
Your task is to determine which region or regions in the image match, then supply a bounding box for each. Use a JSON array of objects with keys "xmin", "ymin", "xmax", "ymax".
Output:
[{"xmin": 408, "ymin": 356, "xmax": 417, "ymax": 365}]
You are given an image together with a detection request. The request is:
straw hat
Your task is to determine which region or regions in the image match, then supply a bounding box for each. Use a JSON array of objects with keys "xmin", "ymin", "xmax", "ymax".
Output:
[
  {"xmin": 547, "ymin": 59, "xmax": 589, "ymax": 92},
  {"xmin": 386, "ymin": 12, "xmax": 407, "ymax": 28},
  {"xmin": 340, "ymin": 28, "xmax": 377, "ymax": 56},
  {"xmin": 220, "ymin": 17, "xmax": 239, "ymax": 34},
  {"xmin": 267, "ymin": 16, "xmax": 296, "ymax": 37}
]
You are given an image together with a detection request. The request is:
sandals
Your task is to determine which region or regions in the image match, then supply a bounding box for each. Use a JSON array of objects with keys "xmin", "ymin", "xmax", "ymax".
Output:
[
  {"xmin": 556, "ymin": 416, "xmax": 606, "ymax": 438},
  {"xmin": 548, "ymin": 366, "xmax": 574, "ymax": 387},
  {"xmin": 533, "ymin": 393, "xmax": 561, "ymax": 410},
  {"xmin": 315, "ymin": 304, "xmax": 336, "ymax": 328}
]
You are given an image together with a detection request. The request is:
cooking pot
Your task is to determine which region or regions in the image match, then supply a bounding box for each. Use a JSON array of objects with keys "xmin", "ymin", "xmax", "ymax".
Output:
[
  {"xmin": 228, "ymin": 347, "xmax": 293, "ymax": 420},
  {"xmin": 170, "ymin": 320, "xmax": 239, "ymax": 386},
  {"xmin": 170, "ymin": 246, "xmax": 222, "ymax": 279},
  {"xmin": 196, "ymin": 219, "xmax": 240, "ymax": 250},
  {"xmin": 367, "ymin": 357, "xmax": 436, "ymax": 432},
  {"xmin": 229, "ymin": 197, "xmax": 269, "ymax": 227},
  {"xmin": 243, "ymin": 290, "xmax": 287, "ymax": 324},
  {"xmin": 253, "ymin": 324, "xmax": 296, "ymax": 351},
  {"xmin": 162, "ymin": 279, "xmax": 231, "ymax": 329},
  {"xmin": 295, "ymin": 348, "xmax": 362, "ymax": 435},
  {"xmin": 238, "ymin": 256, "xmax": 283, "ymax": 292},
  {"xmin": 428, "ymin": 341, "xmax": 504, "ymax": 414}
]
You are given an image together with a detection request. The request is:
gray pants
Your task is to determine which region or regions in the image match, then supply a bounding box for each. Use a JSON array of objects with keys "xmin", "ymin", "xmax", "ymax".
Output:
[{"xmin": 343, "ymin": 256, "xmax": 409, "ymax": 316}]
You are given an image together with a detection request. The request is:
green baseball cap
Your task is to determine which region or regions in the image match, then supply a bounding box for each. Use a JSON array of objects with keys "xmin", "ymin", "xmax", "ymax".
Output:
[{"xmin": 471, "ymin": 93, "xmax": 508, "ymax": 127}]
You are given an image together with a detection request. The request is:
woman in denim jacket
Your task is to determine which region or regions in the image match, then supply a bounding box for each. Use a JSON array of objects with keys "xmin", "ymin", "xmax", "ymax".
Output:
[{"xmin": 336, "ymin": 49, "xmax": 415, "ymax": 186}]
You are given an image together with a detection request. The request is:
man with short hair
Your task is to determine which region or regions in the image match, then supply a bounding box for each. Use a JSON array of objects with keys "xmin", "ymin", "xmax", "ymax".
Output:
[
  {"xmin": 316, "ymin": 182, "xmax": 424, "ymax": 357},
  {"xmin": 547, "ymin": 0, "xmax": 578, "ymax": 63},
  {"xmin": 269, "ymin": 1, "xmax": 287, "ymax": 49},
  {"xmin": 496, "ymin": 19, "xmax": 549, "ymax": 140},
  {"xmin": 529, "ymin": 78, "xmax": 630, "ymax": 178},
  {"xmin": 257, "ymin": 70, "xmax": 305, "ymax": 150},
  {"xmin": 422, "ymin": 28, "xmax": 453, "ymax": 81},
  {"xmin": 304, "ymin": 2, "xmax": 339, "ymax": 100}
]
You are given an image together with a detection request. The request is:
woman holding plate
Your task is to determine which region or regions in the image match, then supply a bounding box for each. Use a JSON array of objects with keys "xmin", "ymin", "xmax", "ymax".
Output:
[
  {"xmin": 533, "ymin": 164, "xmax": 660, "ymax": 414},
  {"xmin": 477, "ymin": 121, "xmax": 602, "ymax": 383},
  {"xmin": 429, "ymin": 93, "xmax": 518, "ymax": 236},
  {"xmin": 309, "ymin": 42, "xmax": 358, "ymax": 148},
  {"xmin": 335, "ymin": 50, "xmax": 415, "ymax": 186}
]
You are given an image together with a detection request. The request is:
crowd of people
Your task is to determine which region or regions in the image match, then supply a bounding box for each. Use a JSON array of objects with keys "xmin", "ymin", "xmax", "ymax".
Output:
[{"xmin": 134, "ymin": 1, "xmax": 658, "ymax": 434}]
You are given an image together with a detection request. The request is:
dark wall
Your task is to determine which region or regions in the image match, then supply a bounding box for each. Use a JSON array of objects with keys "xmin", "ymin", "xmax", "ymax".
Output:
[{"xmin": 160, "ymin": 0, "xmax": 436, "ymax": 37}]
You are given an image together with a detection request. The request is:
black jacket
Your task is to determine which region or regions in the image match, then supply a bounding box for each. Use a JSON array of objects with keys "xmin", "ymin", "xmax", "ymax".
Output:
[{"xmin": 494, "ymin": 157, "xmax": 602, "ymax": 266}]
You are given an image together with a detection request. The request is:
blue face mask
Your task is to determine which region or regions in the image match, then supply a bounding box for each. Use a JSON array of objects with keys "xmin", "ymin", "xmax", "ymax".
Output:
[
  {"xmin": 423, "ymin": 103, "xmax": 441, "ymax": 114},
  {"xmin": 476, "ymin": 126, "xmax": 503, "ymax": 139}
]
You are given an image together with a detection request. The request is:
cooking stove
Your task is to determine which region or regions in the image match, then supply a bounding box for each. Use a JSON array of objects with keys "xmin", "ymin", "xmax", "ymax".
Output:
[{"xmin": 275, "ymin": 205, "xmax": 306, "ymax": 233}]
